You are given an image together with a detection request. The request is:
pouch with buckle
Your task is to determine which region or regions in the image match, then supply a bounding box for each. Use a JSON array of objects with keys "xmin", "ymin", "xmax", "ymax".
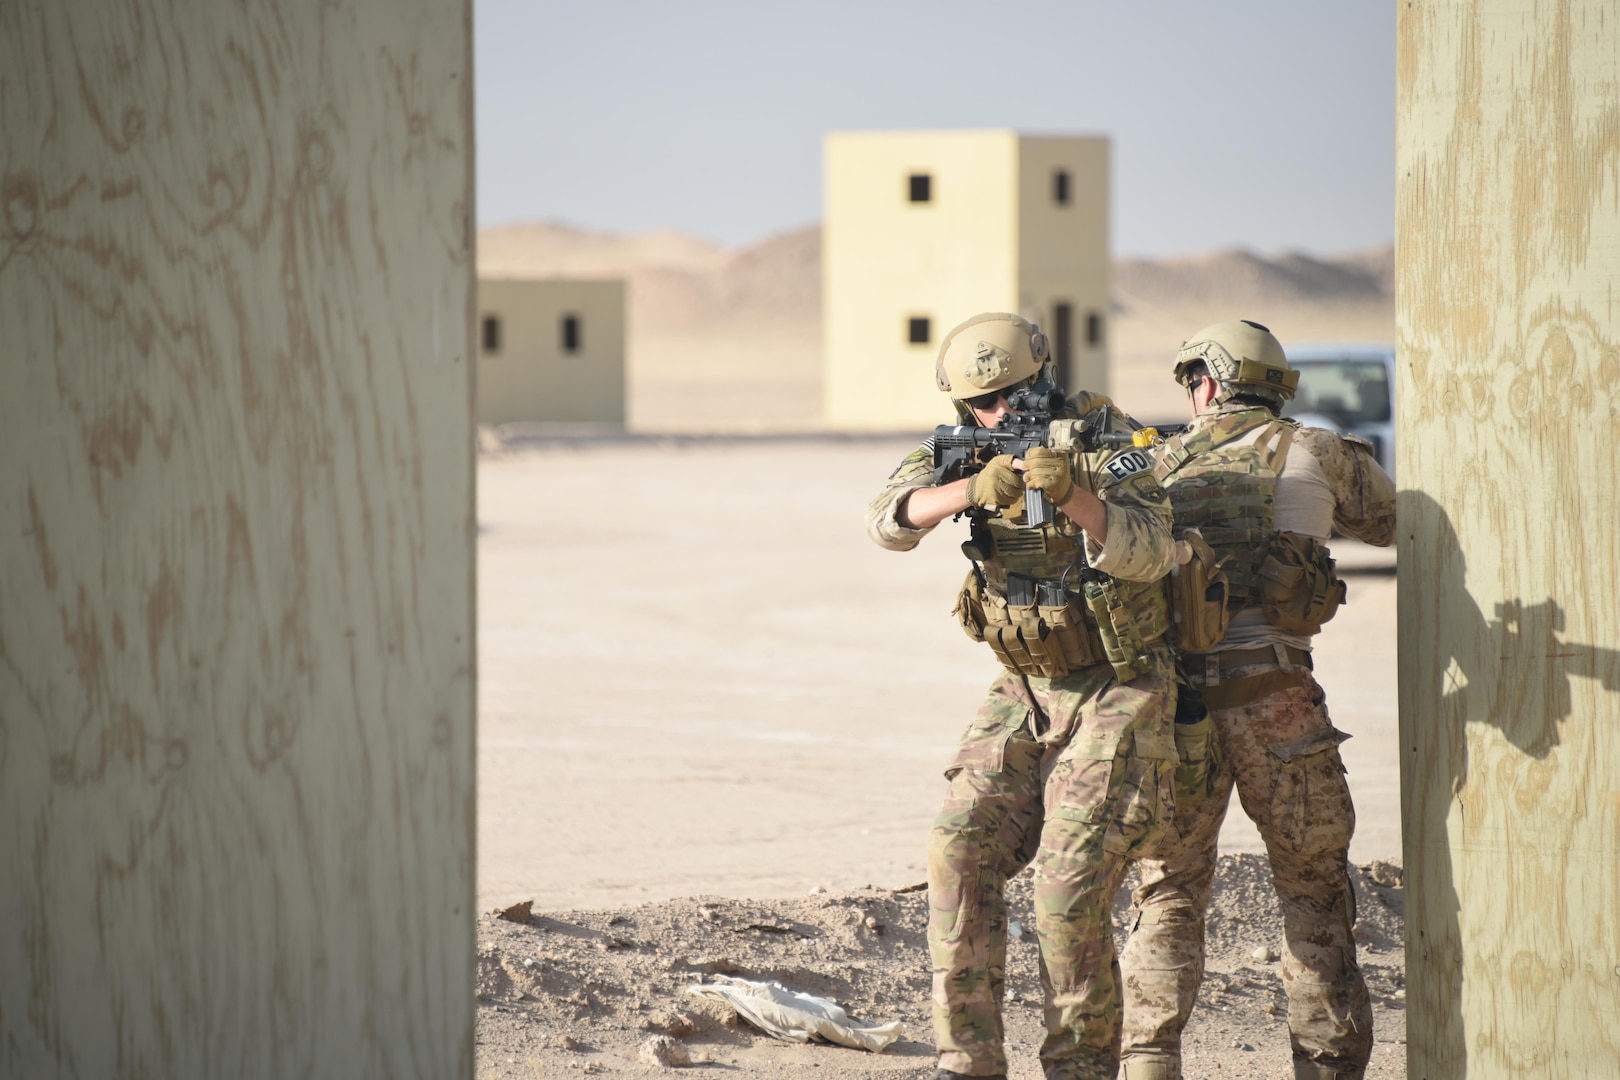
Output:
[{"xmin": 1259, "ymin": 531, "xmax": 1346, "ymax": 635}]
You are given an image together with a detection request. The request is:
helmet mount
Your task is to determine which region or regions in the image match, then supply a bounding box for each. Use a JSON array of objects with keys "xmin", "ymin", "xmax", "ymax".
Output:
[{"xmin": 935, "ymin": 312, "xmax": 1050, "ymax": 399}]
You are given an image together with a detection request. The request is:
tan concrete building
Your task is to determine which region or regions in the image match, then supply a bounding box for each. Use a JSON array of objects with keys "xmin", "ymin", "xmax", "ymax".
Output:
[
  {"xmin": 477, "ymin": 279, "xmax": 626, "ymax": 425},
  {"xmin": 823, "ymin": 130, "xmax": 1109, "ymax": 431}
]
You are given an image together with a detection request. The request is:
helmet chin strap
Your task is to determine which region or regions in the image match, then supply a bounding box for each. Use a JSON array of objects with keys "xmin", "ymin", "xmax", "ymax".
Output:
[{"xmin": 1208, "ymin": 380, "xmax": 1283, "ymax": 413}]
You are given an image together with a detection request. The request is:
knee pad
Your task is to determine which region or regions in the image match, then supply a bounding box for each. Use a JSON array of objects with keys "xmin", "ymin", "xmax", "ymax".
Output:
[
  {"xmin": 1122, "ymin": 1059, "xmax": 1179, "ymax": 1080},
  {"xmin": 1132, "ymin": 899, "xmax": 1202, "ymax": 929}
]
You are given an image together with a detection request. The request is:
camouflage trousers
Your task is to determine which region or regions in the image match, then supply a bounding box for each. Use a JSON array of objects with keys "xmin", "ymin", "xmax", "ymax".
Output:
[
  {"xmin": 1118, "ymin": 669, "xmax": 1372, "ymax": 1080},
  {"xmin": 928, "ymin": 653, "xmax": 1177, "ymax": 1080}
]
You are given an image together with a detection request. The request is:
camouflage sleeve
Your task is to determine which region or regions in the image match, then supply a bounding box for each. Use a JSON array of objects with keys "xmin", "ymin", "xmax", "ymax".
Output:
[
  {"xmin": 1083, "ymin": 449, "xmax": 1176, "ymax": 582},
  {"xmin": 1293, "ymin": 428, "xmax": 1397, "ymax": 546},
  {"xmin": 865, "ymin": 443, "xmax": 937, "ymax": 551}
]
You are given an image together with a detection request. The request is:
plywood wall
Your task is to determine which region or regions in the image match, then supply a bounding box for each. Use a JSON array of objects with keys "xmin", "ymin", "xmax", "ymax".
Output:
[
  {"xmin": 0, "ymin": 1, "xmax": 475, "ymax": 1075},
  {"xmin": 1396, "ymin": 3, "xmax": 1620, "ymax": 1076}
]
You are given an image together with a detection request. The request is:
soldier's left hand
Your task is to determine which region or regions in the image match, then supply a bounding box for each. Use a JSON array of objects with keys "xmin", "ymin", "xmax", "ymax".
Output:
[{"xmin": 1021, "ymin": 447, "xmax": 1074, "ymax": 505}]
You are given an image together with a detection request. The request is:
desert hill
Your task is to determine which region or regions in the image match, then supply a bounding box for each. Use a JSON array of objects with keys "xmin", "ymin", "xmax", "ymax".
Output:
[
  {"xmin": 478, "ymin": 221, "xmax": 1393, "ymax": 430},
  {"xmin": 1108, "ymin": 246, "xmax": 1394, "ymax": 420},
  {"xmin": 1113, "ymin": 247, "xmax": 1393, "ymax": 311}
]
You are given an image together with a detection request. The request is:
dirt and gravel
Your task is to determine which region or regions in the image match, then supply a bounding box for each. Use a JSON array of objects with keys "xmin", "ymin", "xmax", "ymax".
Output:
[{"xmin": 473, "ymin": 855, "xmax": 1407, "ymax": 1079}]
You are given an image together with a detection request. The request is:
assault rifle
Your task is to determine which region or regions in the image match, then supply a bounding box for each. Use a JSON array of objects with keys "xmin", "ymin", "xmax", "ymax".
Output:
[{"xmin": 932, "ymin": 374, "xmax": 1183, "ymax": 528}]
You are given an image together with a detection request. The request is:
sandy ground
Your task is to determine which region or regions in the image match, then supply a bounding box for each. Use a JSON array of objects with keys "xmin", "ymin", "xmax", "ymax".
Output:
[
  {"xmin": 473, "ymin": 436, "xmax": 1404, "ymax": 1076},
  {"xmin": 476, "ymin": 437, "xmax": 1398, "ymax": 915},
  {"xmin": 472, "ymin": 224, "xmax": 1404, "ymax": 1077},
  {"xmin": 472, "ymin": 855, "xmax": 1407, "ymax": 1080}
]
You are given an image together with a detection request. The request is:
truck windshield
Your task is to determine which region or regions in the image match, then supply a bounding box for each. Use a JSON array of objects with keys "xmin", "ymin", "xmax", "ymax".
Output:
[{"xmin": 1284, "ymin": 360, "xmax": 1391, "ymax": 424}]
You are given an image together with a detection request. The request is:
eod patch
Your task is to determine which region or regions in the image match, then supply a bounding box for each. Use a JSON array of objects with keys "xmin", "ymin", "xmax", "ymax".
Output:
[{"xmin": 1103, "ymin": 449, "xmax": 1152, "ymax": 482}]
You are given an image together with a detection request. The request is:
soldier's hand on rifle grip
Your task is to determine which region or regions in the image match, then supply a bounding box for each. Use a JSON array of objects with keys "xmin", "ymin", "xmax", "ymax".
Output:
[
  {"xmin": 1022, "ymin": 447, "xmax": 1075, "ymax": 505},
  {"xmin": 965, "ymin": 455, "xmax": 1024, "ymax": 510}
]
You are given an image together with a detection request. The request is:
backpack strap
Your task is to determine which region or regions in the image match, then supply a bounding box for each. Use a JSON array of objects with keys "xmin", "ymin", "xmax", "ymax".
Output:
[
  {"xmin": 1252, "ymin": 419, "xmax": 1297, "ymax": 473},
  {"xmin": 1155, "ymin": 411, "xmax": 1278, "ymax": 480}
]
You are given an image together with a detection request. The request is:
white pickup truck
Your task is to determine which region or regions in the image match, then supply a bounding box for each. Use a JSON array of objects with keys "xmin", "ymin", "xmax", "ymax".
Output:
[{"xmin": 1281, "ymin": 344, "xmax": 1397, "ymax": 479}]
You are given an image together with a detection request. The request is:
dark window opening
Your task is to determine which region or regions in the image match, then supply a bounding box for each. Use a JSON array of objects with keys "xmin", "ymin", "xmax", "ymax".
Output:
[
  {"xmin": 908, "ymin": 316, "xmax": 931, "ymax": 345},
  {"xmin": 1085, "ymin": 311, "xmax": 1103, "ymax": 347},
  {"xmin": 482, "ymin": 314, "xmax": 501, "ymax": 354},
  {"xmin": 1052, "ymin": 303, "xmax": 1074, "ymax": 388},
  {"xmin": 1053, "ymin": 169, "xmax": 1071, "ymax": 205},
  {"xmin": 561, "ymin": 313, "xmax": 581, "ymax": 353},
  {"xmin": 908, "ymin": 173, "xmax": 932, "ymax": 203}
]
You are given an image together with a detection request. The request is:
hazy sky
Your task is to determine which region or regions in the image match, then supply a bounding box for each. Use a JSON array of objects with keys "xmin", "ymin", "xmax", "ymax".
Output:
[{"xmin": 475, "ymin": 2, "xmax": 1394, "ymax": 257}]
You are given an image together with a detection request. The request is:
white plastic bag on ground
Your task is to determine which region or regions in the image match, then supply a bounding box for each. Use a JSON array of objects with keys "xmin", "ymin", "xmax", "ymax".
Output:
[{"xmin": 686, "ymin": 975, "xmax": 902, "ymax": 1052}]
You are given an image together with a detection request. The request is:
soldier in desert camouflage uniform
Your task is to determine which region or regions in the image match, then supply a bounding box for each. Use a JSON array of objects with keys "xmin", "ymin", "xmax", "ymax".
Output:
[
  {"xmin": 1117, "ymin": 321, "xmax": 1397, "ymax": 1080},
  {"xmin": 865, "ymin": 312, "xmax": 1180, "ymax": 1080}
]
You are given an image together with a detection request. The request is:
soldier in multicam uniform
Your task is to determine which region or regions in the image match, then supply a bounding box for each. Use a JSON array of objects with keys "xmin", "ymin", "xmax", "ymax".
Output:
[
  {"xmin": 1117, "ymin": 321, "xmax": 1397, "ymax": 1080},
  {"xmin": 865, "ymin": 312, "xmax": 1181, "ymax": 1080}
]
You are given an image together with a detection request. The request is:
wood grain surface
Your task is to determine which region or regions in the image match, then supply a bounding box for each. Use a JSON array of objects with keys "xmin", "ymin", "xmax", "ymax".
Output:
[
  {"xmin": 0, "ymin": 1, "xmax": 475, "ymax": 1075},
  {"xmin": 1396, "ymin": 2, "xmax": 1620, "ymax": 1076}
]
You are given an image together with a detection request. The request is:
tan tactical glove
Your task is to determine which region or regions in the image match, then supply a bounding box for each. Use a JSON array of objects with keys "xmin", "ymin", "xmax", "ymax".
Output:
[
  {"xmin": 965, "ymin": 455, "xmax": 1024, "ymax": 510},
  {"xmin": 1021, "ymin": 447, "xmax": 1075, "ymax": 505},
  {"xmin": 1068, "ymin": 390, "xmax": 1115, "ymax": 415}
]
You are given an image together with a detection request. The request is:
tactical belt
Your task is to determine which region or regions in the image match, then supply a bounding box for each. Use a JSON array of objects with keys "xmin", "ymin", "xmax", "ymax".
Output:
[{"xmin": 1181, "ymin": 643, "xmax": 1314, "ymax": 710}]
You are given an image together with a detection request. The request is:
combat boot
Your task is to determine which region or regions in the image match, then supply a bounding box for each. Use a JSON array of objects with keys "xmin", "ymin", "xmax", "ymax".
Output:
[
  {"xmin": 1293, "ymin": 1059, "xmax": 1365, "ymax": 1080},
  {"xmin": 1041, "ymin": 1063, "xmax": 1121, "ymax": 1080}
]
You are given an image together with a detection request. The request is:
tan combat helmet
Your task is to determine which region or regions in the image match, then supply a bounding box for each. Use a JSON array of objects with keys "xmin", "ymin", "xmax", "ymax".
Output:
[
  {"xmin": 1172, "ymin": 319, "xmax": 1300, "ymax": 407},
  {"xmin": 935, "ymin": 312, "xmax": 1050, "ymax": 401}
]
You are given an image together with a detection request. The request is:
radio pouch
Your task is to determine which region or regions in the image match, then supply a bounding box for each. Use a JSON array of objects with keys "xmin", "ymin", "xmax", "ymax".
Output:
[
  {"xmin": 1168, "ymin": 528, "xmax": 1231, "ymax": 652},
  {"xmin": 1085, "ymin": 578, "xmax": 1154, "ymax": 685}
]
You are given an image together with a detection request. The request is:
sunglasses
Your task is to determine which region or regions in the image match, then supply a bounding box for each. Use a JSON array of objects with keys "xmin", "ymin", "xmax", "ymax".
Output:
[{"xmin": 963, "ymin": 377, "xmax": 1034, "ymax": 411}]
